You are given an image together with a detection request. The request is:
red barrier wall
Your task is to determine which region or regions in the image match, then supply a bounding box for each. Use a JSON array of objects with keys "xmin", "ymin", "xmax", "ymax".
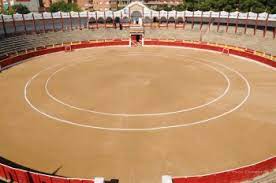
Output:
[
  {"xmin": 0, "ymin": 39, "xmax": 275, "ymax": 183},
  {"xmin": 15, "ymin": 169, "xmax": 30, "ymax": 183},
  {"xmin": 144, "ymin": 40, "xmax": 276, "ymax": 183},
  {"xmin": 0, "ymin": 165, "xmax": 6, "ymax": 180},
  {"xmin": 173, "ymin": 157, "xmax": 276, "ymax": 183},
  {"xmin": 0, "ymin": 163, "xmax": 94, "ymax": 183},
  {"xmin": 69, "ymin": 179, "xmax": 85, "ymax": 183},
  {"xmin": 29, "ymin": 173, "xmax": 41, "ymax": 183},
  {"xmin": 3, "ymin": 165, "xmax": 18, "ymax": 182},
  {"xmin": 144, "ymin": 40, "xmax": 276, "ymax": 69}
]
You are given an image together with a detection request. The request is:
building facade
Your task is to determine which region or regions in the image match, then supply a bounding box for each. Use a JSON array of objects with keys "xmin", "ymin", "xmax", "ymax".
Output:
[
  {"xmin": 144, "ymin": 0, "xmax": 182, "ymax": 8},
  {"xmin": 1, "ymin": 0, "xmax": 182, "ymax": 12},
  {"xmin": 74, "ymin": 0, "xmax": 93, "ymax": 11},
  {"xmin": 41, "ymin": 0, "xmax": 93, "ymax": 11},
  {"xmin": 110, "ymin": 0, "xmax": 117, "ymax": 10},
  {"xmin": 117, "ymin": 0, "xmax": 129, "ymax": 9},
  {"xmin": 1, "ymin": 0, "xmax": 43, "ymax": 12},
  {"xmin": 93, "ymin": 0, "xmax": 111, "ymax": 11},
  {"xmin": 117, "ymin": 0, "xmax": 182, "ymax": 10}
]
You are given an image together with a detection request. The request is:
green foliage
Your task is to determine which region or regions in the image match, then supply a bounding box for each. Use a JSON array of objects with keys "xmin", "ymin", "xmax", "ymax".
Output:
[
  {"xmin": 153, "ymin": 4, "xmax": 185, "ymax": 11},
  {"xmin": 6, "ymin": 9, "xmax": 16, "ymax": 15},
  {"xmin": 156, "ymin": 0, "xmax": 276, "ymax": 13},
  {"xmin": 270, "ymin": 6, "xmax": 276, "ymax": 14},
  {"xmin": 163, "ymin": 5, "xmax": 173, "ymax": 11},
  {"xmin": 49, "ymin": 0, "xmax": 81, "ymax": 12},
  {"xmin": 12, "ymin": 4, "xmax": 30, "ymax": 14},
  {"xmin": 266, "ymin": 0, "xmax": 276, "ymax": 13},
  {"xmin": 239, "ymin": 0, "xmax": 264, "ymax": 12},
  {"xmin": 1, "ymin": 4, "xmax": 29, "ymax": 14},
  {"xmin": 117, "ymin": 7, "xmax": 124, "ymax": 10},
  {"xmin": 154, "ymin": 5, "xmax": 172, "ymax": 11},
  {"xmin": 175, "ymin": 4, "xmax": 187, "ymax": 11}
]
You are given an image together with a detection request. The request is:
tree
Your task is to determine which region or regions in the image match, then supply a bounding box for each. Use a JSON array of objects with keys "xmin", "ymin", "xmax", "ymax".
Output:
[
  {"xmin": 12, "ymin": 4, "xmax": 30, "ymax": 14},
  {"xmin": 175, "ymin": 4, "xmax": 187, "ymax": 11},
  {"xmin": 156, "ymin": 0, "xmax": 274, "ymax": 13},
  {"xmin": 163, "ymin": 5, "xmax": 173, "ymax": 11},
  {"xmin": 240, "ymin": 0, "xmax": 265, "ymax": 12},
  {"xmin": 266, "ymin": 0, "xmax": 276, "ymax": 13},
  {"xmin": 49, "ymin": 0, "xmax": 80, "ymax": 12}
]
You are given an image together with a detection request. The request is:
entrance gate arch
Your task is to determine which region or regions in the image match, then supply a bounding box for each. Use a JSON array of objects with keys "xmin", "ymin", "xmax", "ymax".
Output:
[{"xmin": 131, "ymin": 11, "xmax": 143, "ymax": 24}]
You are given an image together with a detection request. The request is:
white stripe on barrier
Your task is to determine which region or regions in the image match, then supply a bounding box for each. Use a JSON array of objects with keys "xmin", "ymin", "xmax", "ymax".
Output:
[
  {"xmin": 162, "ymin": 175, "xmax": 173, "ymax": 183},
  {"xmin": 94, "ymin": 177, "xmax": 104, "ymax": 183}
]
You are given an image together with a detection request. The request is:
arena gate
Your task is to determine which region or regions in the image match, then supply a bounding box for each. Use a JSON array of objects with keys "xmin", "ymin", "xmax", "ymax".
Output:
[{"xmin": 129, "ymin": 25, "xmax": 144, "ymax": 47}]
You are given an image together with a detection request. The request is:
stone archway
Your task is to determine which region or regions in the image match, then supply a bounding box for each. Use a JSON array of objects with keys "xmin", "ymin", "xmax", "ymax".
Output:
[{"xmin": 131, "ymin": 11, "xmax": 143, "ymax": 24}]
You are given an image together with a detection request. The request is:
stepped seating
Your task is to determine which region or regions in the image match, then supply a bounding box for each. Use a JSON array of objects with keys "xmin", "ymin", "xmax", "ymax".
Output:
[
  {"xmin": 144, "ymin": 27, "xmax": 276, "ymax": 55},
  {"xmin": 0, "ymin": 26, "xmax": 275, "ymax": 58},
  {"xmin": 0, "ymin": 29, "xmax": 128, "ymax": 57}
]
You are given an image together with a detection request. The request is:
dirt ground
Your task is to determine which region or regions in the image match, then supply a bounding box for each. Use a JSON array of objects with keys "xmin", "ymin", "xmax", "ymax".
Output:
[{"xmin": 0, "ymin": 47, "xmax": 276, "ymax": 183}]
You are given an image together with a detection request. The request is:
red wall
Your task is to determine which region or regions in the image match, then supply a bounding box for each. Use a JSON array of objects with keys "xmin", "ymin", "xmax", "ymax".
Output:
[
  {"xmin": 173, "ymin": 157, "xmax": 276, "ymax": 183},
  {"xmin": 0, "ymin": 163, "xmax": 94, "ymax": 183},
  {"xmin": 143, "ymin": 40, "xmax": 276, "ymax": 183},
  {"xmin": 144, "ymin": 40, "xmax": 276, "ymax": 68},
  {"xmin": 0, "ymin": 39, "xmax": 275, "ymax": 183}
]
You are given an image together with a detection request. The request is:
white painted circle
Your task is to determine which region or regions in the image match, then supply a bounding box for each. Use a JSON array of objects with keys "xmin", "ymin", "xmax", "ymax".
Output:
[
  {"xmin": 24, "ymin": 49, "xmax": 251, "ymax": 131},
  {"xmin": 44, "ymin": 54, "xmax": 231, "ymax": 117}
]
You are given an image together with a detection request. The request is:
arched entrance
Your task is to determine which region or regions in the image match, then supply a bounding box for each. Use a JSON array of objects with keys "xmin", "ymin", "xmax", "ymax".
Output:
[
  {"xmin": 88, "ymin": 17, "xmax": 96, "ymax": 28},
  {"xmin": 115, "ymin": 17, "xmax": 120, "ymax": 23},
  {"xmin": 153, "ymin": 17, "xmax": 158, "ymax": 23},
  {"xmin": 131, "ymin": 11, "xmax": 143, "ymax": 24}
]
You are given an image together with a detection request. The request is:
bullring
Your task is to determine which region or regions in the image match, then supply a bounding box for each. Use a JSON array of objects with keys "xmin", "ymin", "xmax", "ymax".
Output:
[{"xmin": 0, "ymin": 2, "xmax": 276, "ymax": 183}]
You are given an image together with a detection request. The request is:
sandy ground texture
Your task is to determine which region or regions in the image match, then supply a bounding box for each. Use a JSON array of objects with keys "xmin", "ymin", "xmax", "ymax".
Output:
[{"xmin": 0, "ymin": 47, "xmax": 276, "ymax": 183}]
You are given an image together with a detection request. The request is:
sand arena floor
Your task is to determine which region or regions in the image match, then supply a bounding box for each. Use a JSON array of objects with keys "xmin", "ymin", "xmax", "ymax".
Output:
[{"xmin": 0, "ymin": 47, "xmax": 276, "ymax": 183}]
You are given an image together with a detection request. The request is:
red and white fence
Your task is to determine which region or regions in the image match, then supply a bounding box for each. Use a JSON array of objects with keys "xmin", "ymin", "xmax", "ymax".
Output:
[
  {"xmin": 0, "ymin": 39, "xmax": 275, "ymax": 183},
  {"xmin": 0, "ymin": 162, "xmax": 98, "ymax": 183},
  {"xmin": 167, "ymin": 156, "xmax": 276, "ymax": 183}
]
